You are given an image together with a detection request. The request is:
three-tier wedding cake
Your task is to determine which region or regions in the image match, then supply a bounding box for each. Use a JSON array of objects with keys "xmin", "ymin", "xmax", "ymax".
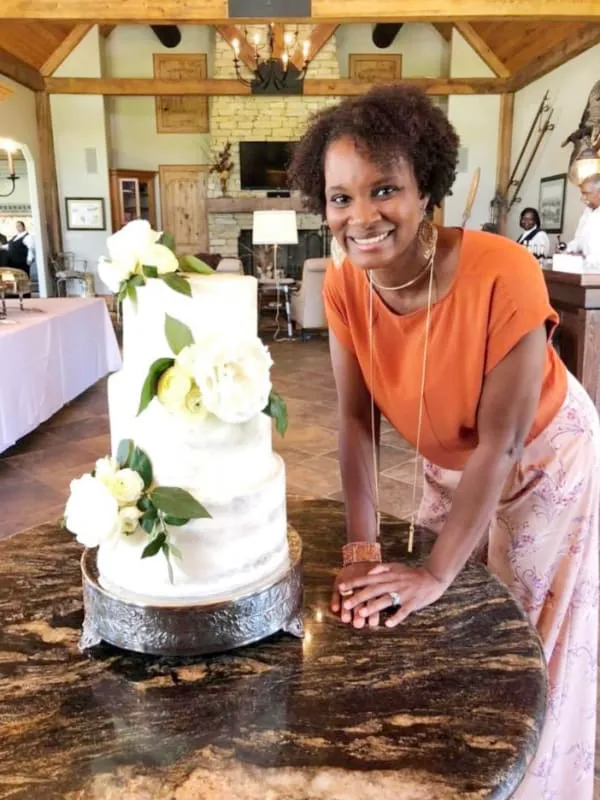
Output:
[{"xmin": 64, "ymin": 222, "xmax": 290, "ymax": 606}]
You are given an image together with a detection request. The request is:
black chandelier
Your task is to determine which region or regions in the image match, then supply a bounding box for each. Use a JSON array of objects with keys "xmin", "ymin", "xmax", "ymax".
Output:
[
  {"xmin": 232, "ymin": 25, "xmax": 311, "ymax": 95},
  {"xmin": 0, "ymin": 140, "xmax": 19, "ymax": 198}
]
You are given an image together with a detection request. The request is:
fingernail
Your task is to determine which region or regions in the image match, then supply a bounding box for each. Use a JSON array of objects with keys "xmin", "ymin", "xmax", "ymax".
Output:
[{"xmin": 338, "ymin": 584, "xmax": 346, "ymax": 591}]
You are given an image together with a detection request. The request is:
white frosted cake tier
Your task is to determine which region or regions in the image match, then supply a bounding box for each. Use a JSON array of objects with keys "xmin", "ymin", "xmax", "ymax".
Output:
[
  {"xmin": 122, "ymin": 273, "xmax": 258, "ymax": 380},
  {"xmin": 97, "ymin": 454, "xmax": 288, "ymax": 602},
  {"xmin": 108, "ymin": 370, "xmax": 275, "ymax": 498}
]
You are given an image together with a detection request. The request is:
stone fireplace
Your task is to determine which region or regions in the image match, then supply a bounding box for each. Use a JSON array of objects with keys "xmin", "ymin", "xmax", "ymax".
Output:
[
  {"xmin": 238, "ymin": 226, "xmax": 328, "ymax": 278},
  {"xmin": 207, "ymin": 26, "xmax": 341, "ymax": 264}
]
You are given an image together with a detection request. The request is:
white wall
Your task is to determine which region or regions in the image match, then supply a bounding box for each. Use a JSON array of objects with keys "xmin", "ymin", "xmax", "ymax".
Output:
[
  {"xmin": 507, "ymin": 43, "xmax": 600, "ymax": 245},
  {"xmin": 445, "ymin": 29, "xmax": 500, "ymax": 231},
  {"xmin": 335, "ymin": 23, "xmax": 449, "ymax": 79},
  {"xmin": 51, "ymin": 26, "xmax": 112, "ymax": 290},
  {"xmin": 0, "ymin": 76, "xmax": 50, "ymax": 296},
  {"xmin": 104, "ymin": 25, "xmax": 213, "ymax": 175}
]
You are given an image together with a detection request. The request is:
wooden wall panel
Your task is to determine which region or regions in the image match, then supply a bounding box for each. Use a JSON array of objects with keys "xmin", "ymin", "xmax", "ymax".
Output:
[{"xmin": 153, "ymin": 53, "xmax": 209, "ymax": 133}]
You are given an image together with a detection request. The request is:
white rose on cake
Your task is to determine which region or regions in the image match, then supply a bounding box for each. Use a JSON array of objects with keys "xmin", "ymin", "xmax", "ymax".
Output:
[
  {"xmin": 64, "ymin": 474, "xmax": 120, "ymax": 548},
  {"xmin": 140, "ymin": 242, "xmax": 178, "ymax": 275},
  {"xmin": 94, "ymin": 456, "xmax": 145, "ymax": 506},
  {"xmin": 107, "ymin": 219, "xmax": 162, "ymax": 264},
  {"xmin": 118, "ymin": 506, "xmax": 143, "ymax": 535},
  {"xmin": 98, "ymin": 255, "xmax": 137, "ymax": 293},
  {"xmin": 194, "ymin": 337, "xmax": 273, "ymax": 424}
]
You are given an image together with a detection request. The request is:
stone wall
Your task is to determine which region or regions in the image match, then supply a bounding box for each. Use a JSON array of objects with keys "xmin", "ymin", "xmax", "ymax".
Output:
[{"xmin": 208, "ymin": 26, "xmax": 341, "ymax": 256}]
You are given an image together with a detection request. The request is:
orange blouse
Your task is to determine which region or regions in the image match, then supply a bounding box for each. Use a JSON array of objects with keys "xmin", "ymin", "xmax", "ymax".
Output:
[{"xmin": 323, "ymin": 229, "xmax": 568, "ymax": 470}]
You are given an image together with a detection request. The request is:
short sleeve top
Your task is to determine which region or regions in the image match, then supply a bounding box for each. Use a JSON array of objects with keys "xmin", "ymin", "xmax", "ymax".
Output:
[{"xmin": 323, "ymin": 229, "xmax": 567, "ymax": 470}]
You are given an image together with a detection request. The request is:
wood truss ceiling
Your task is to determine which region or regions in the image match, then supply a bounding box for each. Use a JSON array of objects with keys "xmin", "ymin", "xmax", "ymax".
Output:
[{"xmin": 0, "ymin": 20, "xmax": 599, "ymax": 95}]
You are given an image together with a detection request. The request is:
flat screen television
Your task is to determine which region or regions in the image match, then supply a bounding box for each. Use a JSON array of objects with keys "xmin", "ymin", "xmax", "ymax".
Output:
[{"xmin": 239, "ymin": 141, "xmax": 296, "ymax": 191}]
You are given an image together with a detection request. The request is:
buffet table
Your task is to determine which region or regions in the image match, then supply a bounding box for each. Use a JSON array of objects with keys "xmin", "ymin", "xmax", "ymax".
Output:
[
  {"xmin": 0, "ymin": 498, "xmax": 547, "ymax": 799},
  {"xmin": 0, "ymin": 297, "xmax": 121, "ymax": 453}
]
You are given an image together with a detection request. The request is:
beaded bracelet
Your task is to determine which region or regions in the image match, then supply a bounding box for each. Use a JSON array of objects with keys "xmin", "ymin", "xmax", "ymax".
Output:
[{"xmin": 342, "ymin": 541, "xmax": 382, "ymax": 567}]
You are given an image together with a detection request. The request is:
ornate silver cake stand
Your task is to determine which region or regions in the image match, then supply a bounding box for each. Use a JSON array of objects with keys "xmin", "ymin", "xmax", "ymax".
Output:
[{"xmin": 79, "ymin": 528, "xmax": 303, "ymax": 656}]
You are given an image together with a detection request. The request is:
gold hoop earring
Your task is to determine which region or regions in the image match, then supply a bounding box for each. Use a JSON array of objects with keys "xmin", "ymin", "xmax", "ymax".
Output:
[{"xmin": 331, "ymin": 236, "xmax": 346, "ymax": 269}]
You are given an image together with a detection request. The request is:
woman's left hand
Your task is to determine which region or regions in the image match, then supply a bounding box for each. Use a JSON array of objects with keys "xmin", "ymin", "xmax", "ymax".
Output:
[{"xmin": 338, "ymin": 563, "xmax": 449, "ymax": 627}]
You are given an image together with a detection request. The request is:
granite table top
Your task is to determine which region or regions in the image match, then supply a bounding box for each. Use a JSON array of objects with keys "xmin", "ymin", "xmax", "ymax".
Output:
[{"xmin": 0, "ymin": 498, "xmax": 547, "ymax": 800}]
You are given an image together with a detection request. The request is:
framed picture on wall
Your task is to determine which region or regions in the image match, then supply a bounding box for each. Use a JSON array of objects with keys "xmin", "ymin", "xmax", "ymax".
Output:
[
  {"xmin": 349, "ymin": 54, "xmax": 403, "ymax": 83},
  {"xmin": 538, "ymin": 174, "xmax": 567, "ymax": 234},
  {"xmin": 65, "ymin": 197, "xmax": 106, "ymax": 231}
]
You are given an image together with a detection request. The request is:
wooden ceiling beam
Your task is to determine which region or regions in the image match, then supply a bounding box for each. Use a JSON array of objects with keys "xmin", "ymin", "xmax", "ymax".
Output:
[
  {"xmin": 291, "ymin": 23, "xmax": 337, "ymax": 70},
  {"xmin": 454, "ymin": 22, "xmax": 510, "ymax": 77},
  {"xmin": 432, "ymin": 23, "xmax": 453, "ymax": 42},
  {"xmin": 0, "ymin": 82, "xmax": 13, "ymax": 102},
  {"xmin": 40, "ymin": 24, "xmax": 93, "ymax": 77},
  {"xmin": 0, "ymin": 48, "xmax": 44, "ymax": 91},
  {"xmin": 44, "ymin": 75, "xmax": 508, "ymax": 96},
  {"xmin": 215, "ymin": 25, "xmax": 256, "ymax": 72},
  {"xmin": 508, "ymin": 24, "xmax": 600, "ymax": 89},
  {"xmin": 2, "ymin": 0, "xmax": 600, "ymax": 21}
]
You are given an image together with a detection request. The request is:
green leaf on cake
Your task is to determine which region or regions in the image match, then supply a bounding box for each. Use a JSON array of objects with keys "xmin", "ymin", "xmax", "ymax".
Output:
[
  {"xmin": 116, "ymin": 438, "xmax": 135, "ymax": 468},
  {"xmin": 143, "ymin": 265, "xmax": 158, "ymax": 279},
  {"xmin": 124, "ymin": 273, "xmax": 145, "ymax": 308},
  {"xmin": 150, "ymin": 487, "xmax": 211, "ymax": 519},
  {"xmin": 164, "ymin": 314, "xmax": 194, "ymax": 355},
  {"xmin": 130, "ymin": 446, "xmax": 153, "ymax": 489},
  {"xmin": 117, "ymin": 281, "xmax": 128, "ymax": 303},
  {"xmin": 263, "ymin": 389, "xmax": 289, "ymax": 437},
  {"xmin": 161, "ymin": 273, "xmax": 192, "ymax": 297},
  {"xmin": 138, "ymin": 357, "xmax": 175, "ymax": 415},
  {"xmin": 159, "ymin": 231, "xmax": 176, "ymax": 253},
  {"xmin": 140, "ymin": 510, "xmax": 158, "ymax": 535},
  {"xmin": 138, "ymin": 496, "xmax": 154, "ymax": 512},
  {"xmin": 163, "ymin": 514, "xmax": 190, "ymax": 526},
  {"xmin": 162, "ymin": 542, "xmax": 175, "ymax": 584},
  {"xmin": 178, "ymin": 254, "xmax": 214, "ymax": 275},
  {"xmin": 141, "ymin": 531, "xmax": 167, "ymax": 559}
]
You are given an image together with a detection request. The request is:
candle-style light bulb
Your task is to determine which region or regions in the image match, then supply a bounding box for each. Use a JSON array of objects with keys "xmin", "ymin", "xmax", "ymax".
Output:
[
  {"xmin": 7, "ymin": 150, "xmax": 14, "ymax": 177},
  {"xmin": 232, "ymin": 38, "xmax": 240, "ymax": 57},
  {"xmin": 253, "ymin": 32, "xmax": 260, "ymax": 47},
  {"xmin": 282, "ymin": 51, "xmax": 289, "ymax": 70},
  {"xmin": 284, "ymin": 32, "xmax": 293, "ymax": 46},
  {"xmin": 302, "ymin": 40, "xmax": 310, "ymax": 60}
]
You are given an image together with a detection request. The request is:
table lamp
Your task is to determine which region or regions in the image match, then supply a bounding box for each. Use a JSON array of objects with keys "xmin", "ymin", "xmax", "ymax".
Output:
[{"xmin": 252, "ymin": 210, "xmax": 298, "ymax": 279}]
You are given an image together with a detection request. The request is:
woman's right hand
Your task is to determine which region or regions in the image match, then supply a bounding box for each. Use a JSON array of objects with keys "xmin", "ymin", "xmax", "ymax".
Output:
[{"xmin": 332, "ymin": 562, "xmax": 382, "ymax": 629}]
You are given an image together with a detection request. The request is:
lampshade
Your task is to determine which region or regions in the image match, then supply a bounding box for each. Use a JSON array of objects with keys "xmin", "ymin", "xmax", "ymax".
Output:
[
  {"xmin": 252, "ymin": 210, "xmax": 298, "ymax": 245},
  {"xmin": 570, "ymin": 146, "xmax": 600, "ymax": 185}
]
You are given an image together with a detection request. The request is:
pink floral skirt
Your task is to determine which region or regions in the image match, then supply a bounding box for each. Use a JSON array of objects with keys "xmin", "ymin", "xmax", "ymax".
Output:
[{"xmin": 418, "ymin": 373, "xmax": 599, "ymax": 799}]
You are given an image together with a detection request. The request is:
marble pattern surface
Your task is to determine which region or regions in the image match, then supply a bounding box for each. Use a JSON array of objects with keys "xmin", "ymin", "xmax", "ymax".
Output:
[{"xmin": 0, "ymin": 498, "xmax": 546, "ymax": 800}]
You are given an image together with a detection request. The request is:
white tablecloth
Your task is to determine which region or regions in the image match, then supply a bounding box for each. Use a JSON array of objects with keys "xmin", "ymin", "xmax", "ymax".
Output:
[{"xmin": 0, "ymin": 298, "xmax": 121, "ymax": 454}]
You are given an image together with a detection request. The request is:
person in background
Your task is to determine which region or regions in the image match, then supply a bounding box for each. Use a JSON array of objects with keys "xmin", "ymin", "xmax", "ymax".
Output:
[
  {"xmin": 288, "ymin": 83, "xmax": 599, "ymax": 799},
  {"xmin": 516, "ymin": 207, "xmax": 551, "ymax": 257},
  {"xmin": 3, "ymin": 221, "xmax": 35, "ymax": 274},
  {"xmin": 567, "ymin": 173, "xmax": 600, "ymax": 268}
]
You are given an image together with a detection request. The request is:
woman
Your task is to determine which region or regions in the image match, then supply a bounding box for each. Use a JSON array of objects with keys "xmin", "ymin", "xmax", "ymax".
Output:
[
  {"xmin": 288, "ymin": 84, "xmax": 599, "ymax": 799},
  {"xmin": 517, "ymin": 207, "xmax": 551, "ymax": 257}
]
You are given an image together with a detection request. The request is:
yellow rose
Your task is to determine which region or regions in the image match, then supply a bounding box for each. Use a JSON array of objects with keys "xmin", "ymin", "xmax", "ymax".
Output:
[
  {"xmin": 184, "ymin": 386, "xmax": 209, "ymax": 420},
  {"xmin": 157, "ymin": 365, "xmax": 192, "ymax": 414}
]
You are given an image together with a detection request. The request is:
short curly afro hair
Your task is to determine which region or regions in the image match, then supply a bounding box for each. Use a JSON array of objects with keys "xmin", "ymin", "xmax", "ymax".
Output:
[{"xmin": 288, "ymin": 83, "xmax": 459, "ymax": 217}]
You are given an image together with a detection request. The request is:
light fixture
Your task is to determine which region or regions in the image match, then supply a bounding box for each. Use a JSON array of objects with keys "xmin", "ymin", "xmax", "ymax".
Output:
[
  {"xmin": 252, "ymin": 210, "xmax": 298, "ymax": 279},
  {"xmin": 232, "ymin": 24, "xmax": 310, "ymax": 94},
  {"xmin": 571, "ymin": 144, "xmax": 600, "ymax": 185},
  {"xmin": 0, "ymin": 139, "xmax": 19, "ymax": 198}
]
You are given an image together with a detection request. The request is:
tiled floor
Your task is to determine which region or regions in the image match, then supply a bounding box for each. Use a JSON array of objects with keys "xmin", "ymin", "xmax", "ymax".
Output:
[{"xmin": 1, "ymin": 336, "xmax": 599, "ymax": 796}]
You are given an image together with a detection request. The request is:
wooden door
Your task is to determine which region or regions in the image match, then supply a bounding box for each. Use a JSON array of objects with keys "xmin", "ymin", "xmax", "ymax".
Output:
[{"xmin": 159, "ymin": 165, "xmax": 209, "ymax": 254}]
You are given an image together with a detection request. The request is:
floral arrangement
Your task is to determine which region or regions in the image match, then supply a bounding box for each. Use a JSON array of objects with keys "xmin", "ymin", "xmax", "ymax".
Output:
[
  {"xmin": 209, "ymin": 141, "xmax": 234, "ymax": 195},
  {"xmin": 141, "ymin": 313, "xmax": 288, "ymax": 434},
  {"xmin": 97, "ymin": 219, "xmax": 213, "ymax": 303},
  {"xmin": 64, "ymin": 440, "xmax": 209, "ymax": 579}
]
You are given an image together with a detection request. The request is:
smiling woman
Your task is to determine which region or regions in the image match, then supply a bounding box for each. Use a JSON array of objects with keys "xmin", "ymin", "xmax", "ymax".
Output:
[{"xmin": 288, "ymin": 83, "xmax": 600, "ymax": 800}]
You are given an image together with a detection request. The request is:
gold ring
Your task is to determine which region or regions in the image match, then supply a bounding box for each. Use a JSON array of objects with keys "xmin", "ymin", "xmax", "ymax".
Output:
[{"xmin": 339, "ymin": 588, "xmax": 353, "ymax": 597}]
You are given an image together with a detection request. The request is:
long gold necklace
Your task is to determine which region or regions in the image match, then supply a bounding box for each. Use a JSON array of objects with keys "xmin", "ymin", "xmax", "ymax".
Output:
[{"xmin": 368, "ymin": 233, "xmax": 437, "ymax": 553}]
